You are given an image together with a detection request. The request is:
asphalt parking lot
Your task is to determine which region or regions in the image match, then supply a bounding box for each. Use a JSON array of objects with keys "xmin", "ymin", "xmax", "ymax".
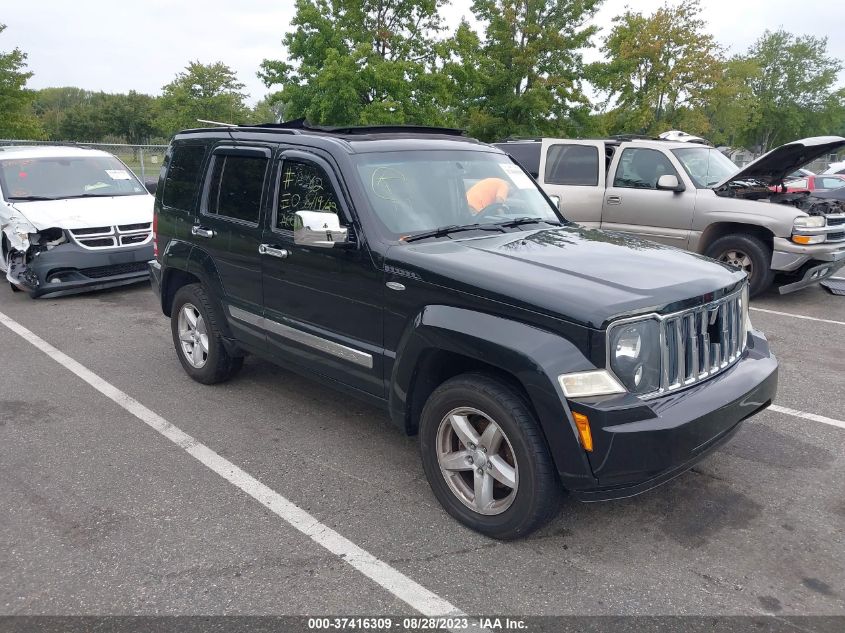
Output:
[{"xmin": 0, "ymin": 281, "xmax": 843, "ymax": 619}]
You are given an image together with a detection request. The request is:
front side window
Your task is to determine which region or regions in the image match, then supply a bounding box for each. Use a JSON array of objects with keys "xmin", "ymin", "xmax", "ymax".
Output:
[
  {"xmin": 672, "ymin": 147, "xmax": 739, "ymax": 188},
  {"xmin": 544, "ymin": 144, "xmax": 599, "ymax": 186},
  {"xmin": 205, "ymin": 155, "xmax": 268, "ymax": 224},
  {"xmin": 276, "ymin": 159, "xmax": 341, "ymax": 231},
  {"xmin": 353, "ymin": 150, "xmax": 559, "ymax": 237},
  {"xmin": 818, "ymin": 177, "xmax": 845, "ymax": 190},
  {"xmin": 0, "ymin": 155, "xmax": 147, "ymax": 202},
  {"xmin": 162, "ymin": 144, "xmax": 207, "ymax": 210},
  {"xmin": 613, "ymin": 148, "xmax": 680, "ymax": 190}
]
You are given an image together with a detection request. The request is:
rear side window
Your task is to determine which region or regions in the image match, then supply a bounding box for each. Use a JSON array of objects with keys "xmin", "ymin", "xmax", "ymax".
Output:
[
  {"xmin": 544, "ymin": 144, "xmax": 599, "ymax": 186},
  {"xmin": 494, "ymin": 143, "xmax": 541, "ymax": 178},
  {"xmin": 162, "ymin": 145, "xmax": 206, "ymax": 211},
  {"xmin": 206, "ymin": 155, "xmax": 268, "ymax": 224}
]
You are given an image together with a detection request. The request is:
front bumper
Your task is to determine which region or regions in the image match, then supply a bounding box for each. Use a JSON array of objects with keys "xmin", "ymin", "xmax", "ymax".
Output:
[
  {"xmin": 568, "ymin": 331, "xmax": 778, "ymax": 501},
  {"xmin": 10, "ymin": 241, "xmax": 153, "ymax": 298}
]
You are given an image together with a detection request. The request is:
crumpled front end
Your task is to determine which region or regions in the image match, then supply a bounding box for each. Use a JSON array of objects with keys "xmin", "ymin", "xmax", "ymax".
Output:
[{"xmin": 2, "ymin": 217, "xmax": 152, "ymax": 298}]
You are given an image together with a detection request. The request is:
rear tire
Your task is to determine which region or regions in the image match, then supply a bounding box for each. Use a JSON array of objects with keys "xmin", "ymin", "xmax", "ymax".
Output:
[
  {"xmin": 170, "ymin": 284, "xmax": 243, "ymax": 384},
  {"xmin": 419, "ymin": 373, "xmax": 561, "ymax": 540},
  {"xmin": 705, "ymin": 234, "xmax": 774, "ymax": 297}
]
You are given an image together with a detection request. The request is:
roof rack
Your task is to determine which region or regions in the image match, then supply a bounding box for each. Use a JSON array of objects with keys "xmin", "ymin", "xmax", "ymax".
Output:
[{"xmin": 242, "ymin": 117, "xmax": 466, "ymax": 137}]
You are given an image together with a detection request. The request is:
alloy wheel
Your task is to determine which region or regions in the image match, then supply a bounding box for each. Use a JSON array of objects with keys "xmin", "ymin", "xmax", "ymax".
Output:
[
  {"xmin": 435, "ymin": 407, "xmax": 518, "ymax": 515},
  {"xmin": 177, "ymin": 303, "xmax": 209, "ymax": 368},
  {"xmin": 719, "ymin": 249, "xmax": 754, "ymax": 278}
]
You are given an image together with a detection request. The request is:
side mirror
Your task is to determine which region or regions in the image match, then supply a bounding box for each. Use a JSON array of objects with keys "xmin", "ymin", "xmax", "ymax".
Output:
[
  {"xmin": 656, "ymin": 174, "xmax": 685, "ymax": 192},
  {"xmin": 549, "ymin": 194, "xmax": 561, "ymax": 209},
  {"xmin": 293, "ymin": 211, "xmax": 349, "ymax": 248},
  {"xmin": 145, "ymin": 178, "xmax": 158, "ymax": 195}
]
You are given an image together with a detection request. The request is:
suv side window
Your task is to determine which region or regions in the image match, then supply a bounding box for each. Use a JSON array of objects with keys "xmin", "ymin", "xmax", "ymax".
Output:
[
  {"xmin": 276, "ymin": 158, "xmax": 341, "ymax": 231},
  {"xmin": 206, "ymin": 154, "xmax": 268, "ymax": 224},
  {"xmin": 162, "ymin": 145, "xmax": 207, "ymax": 211},
  {"xmin": 545, "ymin": 144, "xmax": 599, "ymax": 186},
  {"xmin": 613, "ymin": 148, "xmax": 679, "ymax": 189}
]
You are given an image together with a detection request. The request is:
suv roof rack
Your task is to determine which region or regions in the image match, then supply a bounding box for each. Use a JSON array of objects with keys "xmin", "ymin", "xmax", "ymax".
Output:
[{"xmin": 242, "ymin": 118, "xmax": 466, "ymax": 137}]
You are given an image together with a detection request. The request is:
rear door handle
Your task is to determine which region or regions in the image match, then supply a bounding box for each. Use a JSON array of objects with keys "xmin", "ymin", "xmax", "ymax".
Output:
[
  {"xmin": 191, "ymin": 225, "xmax": 215, "ymax": 238},
  {"xmin": 606, "ymin": 195, "xmax": 622, "ymax": 205},
  {"xmin": 259, "ymin": 244, "xmax": 289, "ymax": 259}
]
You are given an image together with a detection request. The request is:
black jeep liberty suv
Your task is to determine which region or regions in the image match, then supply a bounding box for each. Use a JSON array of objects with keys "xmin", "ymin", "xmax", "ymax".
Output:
[{"xmin": 149, "ymin": 121, "xmax": 778, "ymax": 539}]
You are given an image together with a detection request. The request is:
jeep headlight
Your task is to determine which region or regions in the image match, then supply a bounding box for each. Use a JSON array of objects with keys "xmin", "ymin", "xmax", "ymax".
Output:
[
  {"xmin": 608, "ymin": 318, "xmax": 662, "ymax": 395},
  {"xmin": 793, "ymin": 215, "xmax": 825, "ymax": 229}
]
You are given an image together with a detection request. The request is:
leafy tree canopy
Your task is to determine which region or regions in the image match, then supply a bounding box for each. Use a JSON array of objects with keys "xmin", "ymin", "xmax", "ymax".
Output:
[{"xmin": 0, "ymin": 23, "xmax": 43, "ymax": 139}]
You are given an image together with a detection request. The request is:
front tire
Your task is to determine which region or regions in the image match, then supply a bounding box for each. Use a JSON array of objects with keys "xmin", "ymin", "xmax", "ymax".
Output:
[
  {"xmin": 170, "ymin": 284, "xmax": 243, "ymax": 384},
  {"xmin": 419, "ymin": 374, "xmax": 561, "ymax": 540},
  {"xmin": 705, "ymin": 234, "xmax": 774, "ymax": 297}
]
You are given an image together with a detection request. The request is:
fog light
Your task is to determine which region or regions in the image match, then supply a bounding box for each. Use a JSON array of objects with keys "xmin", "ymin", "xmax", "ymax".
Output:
[{"xmin": 572, "ymin": 412, "xmax": 593, "ymax": 452}]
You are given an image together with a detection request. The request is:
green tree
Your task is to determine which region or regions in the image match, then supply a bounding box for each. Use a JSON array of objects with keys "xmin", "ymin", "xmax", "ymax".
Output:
[
  {"xmin": 589, "ymin": 0, "xmax": 722, "ymax": 136},
  {"xmin": 157, "ymin": 61, "xmax": 249, "ymax": 135},
  {"xmin": 742, "ymin": 29, "xmax": 843, "ymax": 151},
  {"xmin": 0, "ymin": 23, "xmax": 43, "ymax": 138},
  {"xmin": 259, "ymin": 0, "xmax": 452, "ymax": 126},
  {"xmin": 699, "ymin": 57, "xmax": 761, "ymax": 147},
  {"xmin": 452, "ymin": 0, "xmax": 602, "ymax": 141}
]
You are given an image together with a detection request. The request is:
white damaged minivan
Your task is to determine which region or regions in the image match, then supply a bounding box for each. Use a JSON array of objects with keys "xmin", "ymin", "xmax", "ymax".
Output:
[{"xmin": 0, "ymin": 146, "xmax": 154, "ymax": 298}]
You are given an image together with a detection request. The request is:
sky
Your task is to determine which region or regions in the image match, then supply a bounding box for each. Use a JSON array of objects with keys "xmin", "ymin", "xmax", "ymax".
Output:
[{"xmin": 2, "ymin": 0, "xmax": 844, "ymax": 105}]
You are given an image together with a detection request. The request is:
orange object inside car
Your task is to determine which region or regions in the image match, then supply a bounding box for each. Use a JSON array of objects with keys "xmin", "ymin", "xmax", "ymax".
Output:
[{"xmin": 466, "ymin": 178, "xmax": 510, "ymax": 214}]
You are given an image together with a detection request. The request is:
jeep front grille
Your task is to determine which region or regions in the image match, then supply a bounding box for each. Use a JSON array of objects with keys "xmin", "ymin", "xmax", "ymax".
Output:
[
  {"xmin": 69, "ymin": 223, "xmax": 151, "ymax": 250},
  {"xmin": 658, "ymin": 289, "xmax": 746, "ymax": 395}
]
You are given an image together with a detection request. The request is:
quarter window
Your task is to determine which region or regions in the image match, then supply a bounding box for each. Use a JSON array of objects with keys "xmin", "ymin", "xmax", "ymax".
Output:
[
  {"xmin": 613, "ymin": 148, "xmax": 679, "ymax": 190},
  {"xmin": 544, "ymin": 144, "xmax": 599, "ymax": 186},
  {"xmin": 162, "ymin": 145, "xmax": 207, "ymax": 211},
  {"xmin": 206, "ymin": 155, "xmax": 268, "ymax": 223},
  {"xmin": 276, "ymin": 159, "xmax": 341, "ymax": 231}
]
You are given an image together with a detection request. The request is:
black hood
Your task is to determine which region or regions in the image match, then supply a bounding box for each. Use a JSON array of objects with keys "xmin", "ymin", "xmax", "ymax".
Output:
[
  {"xmin": 715, "ymin": 136, "xmax": 845, "ymax": 188},
  {"xmin": 387, "ymin": 227, "xmax": 744, "ymax": 329}
]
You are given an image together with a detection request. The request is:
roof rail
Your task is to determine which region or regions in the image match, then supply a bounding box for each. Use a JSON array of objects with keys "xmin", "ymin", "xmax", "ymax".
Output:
[{"xmin": 243, "ymin": 118, "xmax": 466, "ymax": 137}]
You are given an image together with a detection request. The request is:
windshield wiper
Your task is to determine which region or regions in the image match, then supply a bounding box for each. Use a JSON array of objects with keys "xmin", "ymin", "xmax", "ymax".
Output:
[
  {"xmin": 403, "ymin": 223, "xmax": 506, "ymax": 243},
  {"xmin": 494, "ymin": 216, "xmax": 562, "ymax": 228},
  {"xmin": 7, "ymin": 195, "xmax": 58, "ymax": 202}
]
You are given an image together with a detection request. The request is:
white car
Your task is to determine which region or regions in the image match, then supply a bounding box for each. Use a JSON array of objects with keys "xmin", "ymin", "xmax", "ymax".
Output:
[
  {"xmin": 0, "ymin": 146, "xmax": 154, "ymax": 298},
  {"xmin": 824, "ymin": 161, "xmax": 845, "ymax": 175}
]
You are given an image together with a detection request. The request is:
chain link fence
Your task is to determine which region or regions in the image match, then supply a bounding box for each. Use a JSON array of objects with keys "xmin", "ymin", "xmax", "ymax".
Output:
[{"xmin": 0, "ymin": 140, "xmax": 168, "ymax": 183}]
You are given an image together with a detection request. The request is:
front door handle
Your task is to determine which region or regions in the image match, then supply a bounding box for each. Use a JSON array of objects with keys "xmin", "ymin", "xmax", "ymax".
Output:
[
  {"xmin": 606, "ymin": 195, "xmax": 622, "ymax": 205},
  {"xmin": 191, "ymin": 225, "xmax": 216, "ymax": 238},
  {"xmin": 259, "ymin": 244, "xmax": 289, "ymax": 259}
]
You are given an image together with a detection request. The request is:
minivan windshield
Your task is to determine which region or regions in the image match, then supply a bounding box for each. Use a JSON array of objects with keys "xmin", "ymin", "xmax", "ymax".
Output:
[
  {"xmin": 672, "ymin": 147, "xmax": 739, "ymax": 188},
  {"xmin": 353, "ymin": 150, "xmax": 560, "ymax": 238},
  {"xmin": 0, "ymin": 155, "xmax": 147, "ymax": 201}
]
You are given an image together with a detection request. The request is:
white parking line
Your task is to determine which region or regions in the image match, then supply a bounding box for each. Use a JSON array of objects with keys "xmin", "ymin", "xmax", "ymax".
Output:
[
  {"xmin": 750, "ymin": 307, "xmax": 845, "ymax": 326},
  {"xmin": 769, "ymin": 404, "xmax": 845, "ymax": 431},
  {"xmin": 0, "ymin": 310, "xmax": 464, "ymax": 619}
]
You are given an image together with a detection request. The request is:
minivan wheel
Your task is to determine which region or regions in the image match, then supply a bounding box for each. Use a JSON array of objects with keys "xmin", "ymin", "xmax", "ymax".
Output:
[
  {"xmin": 706, "ymin": 234, "xmax": 775, "ymax": 297},
  {"xmin": 170, "ymin": 284, "xmax": 243, "ymax": 384},
  {"xmin": 419, "ymin": 374, "xmax": 561, "ymax": 540}
]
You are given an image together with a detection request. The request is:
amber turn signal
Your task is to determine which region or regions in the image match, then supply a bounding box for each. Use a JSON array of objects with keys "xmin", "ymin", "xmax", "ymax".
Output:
[{"xmin": 572, "ymin": 412, "xmax": 593, "ymax": 452}]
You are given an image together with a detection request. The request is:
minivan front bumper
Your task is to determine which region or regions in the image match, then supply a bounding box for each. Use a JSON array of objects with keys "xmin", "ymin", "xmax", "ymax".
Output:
[
  {"xmin": 9, "ymin": 241, "xmax": 153, "ymax": 298},
  {"xmin": 567, "ymin": 330, "xmax": 777, "ymax": 501}
]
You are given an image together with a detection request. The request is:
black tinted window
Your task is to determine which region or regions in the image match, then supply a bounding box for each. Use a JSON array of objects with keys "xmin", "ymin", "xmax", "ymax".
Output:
[
  {"xmin": 162, "ymin": 145, "xmax": 206, "ymax": 211},
  {"xmin": 613, "ymin": 148, "xmax": 678, "ymax": 189},
  {"xmin": 494, "ymin": 143, "xmax": 541, "ymax": 178},
  {"xmin": 206, "ymin": 155, "xmax": 267, "ymax": 223},
  {"xmin": 545, "ymin": 144, "xmax": 599, "ymax": 186},
  {"xmin": 276, "ymin": 159, "xmax": 341, "ymax": 231}
]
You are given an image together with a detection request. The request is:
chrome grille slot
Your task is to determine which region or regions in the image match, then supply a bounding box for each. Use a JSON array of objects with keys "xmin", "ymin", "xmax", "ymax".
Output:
[
  {"xmin": 659, "ymin": 288, "xmax": 746, "ymax": 395},
  {"xmin": 69, "ymin": 224, "xmax": 151, "ymax": 250},
  {"xmin": 70, "ymin": 226, "xmax": 111, "ymax": 236},
  {"xmin": 826, "ymin": 215, "xmax": 845, "ymax": 227}
]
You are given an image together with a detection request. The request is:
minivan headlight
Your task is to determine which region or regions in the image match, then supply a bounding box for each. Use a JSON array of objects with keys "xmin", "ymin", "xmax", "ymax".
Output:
[{"xmin": 608, "ymin": 318, "xmax": 661, "ymax": 395}]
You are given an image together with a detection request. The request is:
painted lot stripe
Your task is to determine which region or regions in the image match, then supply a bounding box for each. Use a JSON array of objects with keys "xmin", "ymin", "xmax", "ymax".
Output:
[
  {"xmin": 750, "ymin": 306, "xmax": 845, "ymax": 326},
  {"xmin": 0, "ymin": 310, "xmax": 463, "ymax": 618},
  {"xmin": 769, "ymin": 404, "xmax": 845, "ymax": 431}
]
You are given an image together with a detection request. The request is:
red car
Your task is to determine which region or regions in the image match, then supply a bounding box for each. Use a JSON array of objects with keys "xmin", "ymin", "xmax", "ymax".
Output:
[{"xmin": 773, "ymin": 174, "xmax": 845, "ymax": 193}]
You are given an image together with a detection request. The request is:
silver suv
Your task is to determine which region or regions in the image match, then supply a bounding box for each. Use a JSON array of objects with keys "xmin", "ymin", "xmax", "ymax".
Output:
[{"xmin": 495, "ymin": 136, "xmax": 845, "ymax": 296}]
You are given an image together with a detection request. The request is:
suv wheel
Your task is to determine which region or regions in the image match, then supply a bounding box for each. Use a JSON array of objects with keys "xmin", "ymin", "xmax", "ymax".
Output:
[
  {"xmin": 706, "ymin": 234, "xmax": 774, "ymax": 297},
  {"xmin": 171, "ymin": 284, "xmax": 243, "ymax": 384},
  {"xmin": 419, "ymin": 374, "xmax": 561, "ymax": 539}
]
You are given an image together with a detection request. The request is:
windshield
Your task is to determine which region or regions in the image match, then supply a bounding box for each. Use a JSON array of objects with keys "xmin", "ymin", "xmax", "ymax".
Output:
[
  {"xmin": 0, "ymin": 155, "xmax": 147, "ymax": 201},
  {"xmin": 353, "ymin": 150, "xmax": 560, "ymax": 238},
  {"xmin": 672, "ymin": 147, "xmax": 739, "ymax": 188}
]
